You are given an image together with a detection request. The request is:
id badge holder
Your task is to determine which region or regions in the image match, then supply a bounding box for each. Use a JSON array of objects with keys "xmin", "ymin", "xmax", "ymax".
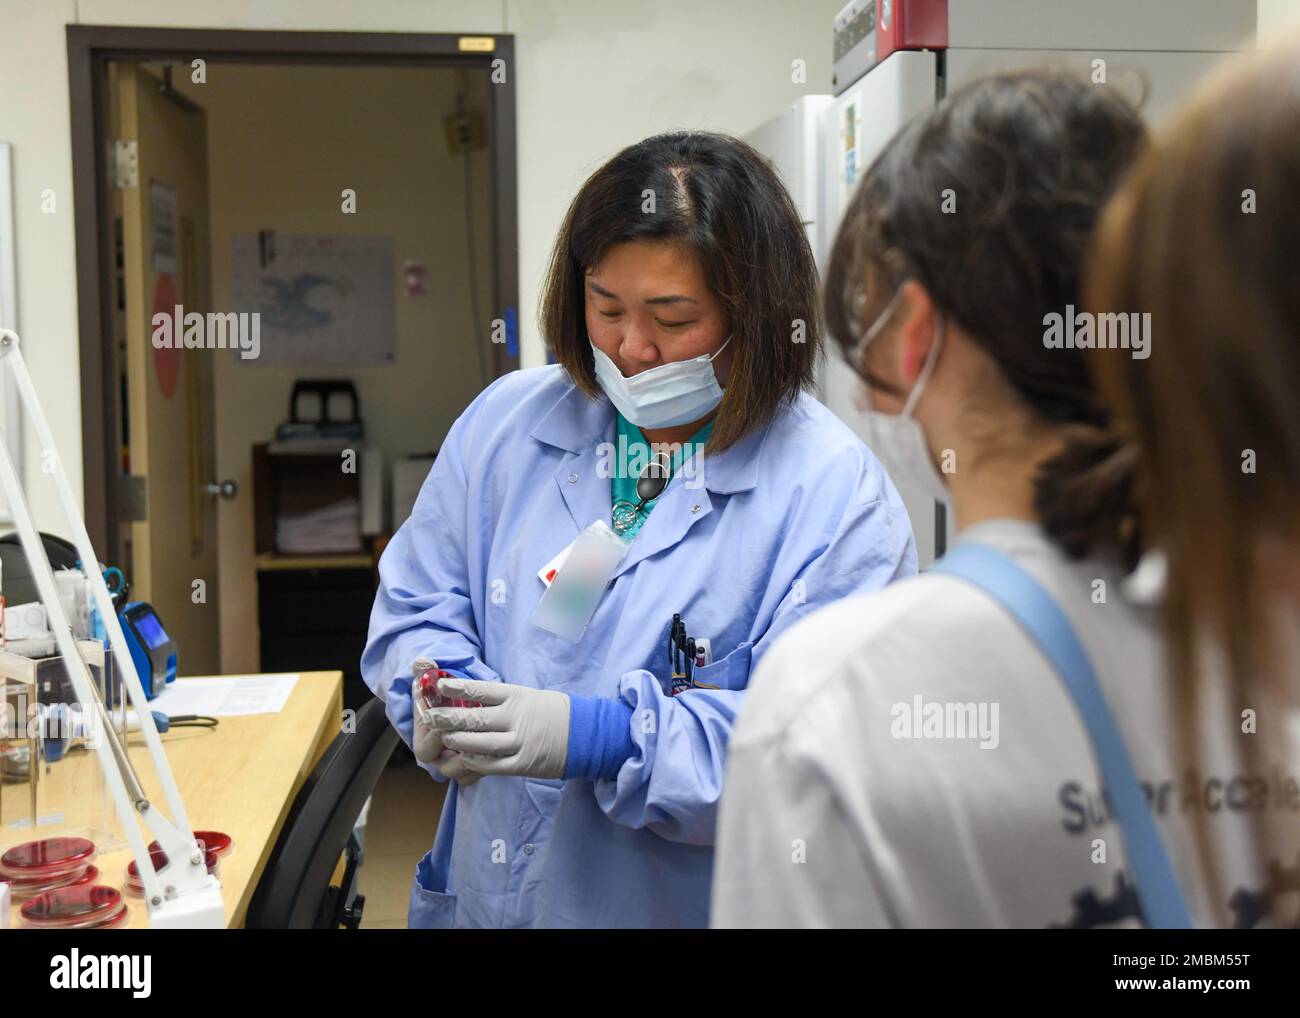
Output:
[{"xmin": 530, "ymin": 520, "xmax": 627, "ymax": 643}]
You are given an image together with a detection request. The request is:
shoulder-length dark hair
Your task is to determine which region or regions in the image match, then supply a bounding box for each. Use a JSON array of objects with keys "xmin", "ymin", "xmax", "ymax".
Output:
[{"xmin": 542, "ymin": 131, "xmax": 820, "ymax": 453}]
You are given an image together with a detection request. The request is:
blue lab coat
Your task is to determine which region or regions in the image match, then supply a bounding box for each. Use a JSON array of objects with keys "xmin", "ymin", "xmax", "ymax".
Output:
[{"xmin": 361, "ymin": 364, "xmax": 916, "ymax": 927}]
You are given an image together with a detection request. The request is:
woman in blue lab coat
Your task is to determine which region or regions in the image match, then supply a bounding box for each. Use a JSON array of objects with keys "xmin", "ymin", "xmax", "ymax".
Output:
[{"xmin": 362, "ymin": 131, "xmax": 916, "ymax": 928}]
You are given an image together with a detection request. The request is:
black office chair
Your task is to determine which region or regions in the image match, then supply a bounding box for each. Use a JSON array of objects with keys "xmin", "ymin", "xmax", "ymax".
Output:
[{"xmin": 245, "ymin": 696, "xmax": 399, "ymax": 928}]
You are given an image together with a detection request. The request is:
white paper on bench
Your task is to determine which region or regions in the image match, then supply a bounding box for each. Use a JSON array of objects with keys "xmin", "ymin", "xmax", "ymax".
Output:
[{"xmin": 148, "ymin": 673, "xmax": 301, "ymax": 718}]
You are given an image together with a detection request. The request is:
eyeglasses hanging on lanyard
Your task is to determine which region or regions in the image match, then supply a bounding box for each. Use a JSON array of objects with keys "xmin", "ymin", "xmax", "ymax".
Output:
[{"xmin": 612, "ymin": 449, "xmax": 671, "ymax": 535}]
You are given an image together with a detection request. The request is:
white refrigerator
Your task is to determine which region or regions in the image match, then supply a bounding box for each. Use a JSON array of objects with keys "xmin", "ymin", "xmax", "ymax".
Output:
[{"xmin": 746, "ymin": 0, "xmax": 1256, "ymax": 567}]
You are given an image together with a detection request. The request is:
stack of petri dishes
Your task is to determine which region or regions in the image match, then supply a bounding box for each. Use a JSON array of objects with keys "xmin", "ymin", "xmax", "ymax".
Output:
[
  {"xmin": 2, "ymin": 829, "xmax": 232, "ymax": 926},
  {"xmin": 0, "ymin": 837, "xmax": 99, "ymax": 902}
]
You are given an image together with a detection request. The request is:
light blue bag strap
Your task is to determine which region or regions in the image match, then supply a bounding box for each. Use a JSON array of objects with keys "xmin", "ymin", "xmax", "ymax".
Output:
[{"xmin": 932, "ymin": 543, "xmax": 1194, "ymax": 929}]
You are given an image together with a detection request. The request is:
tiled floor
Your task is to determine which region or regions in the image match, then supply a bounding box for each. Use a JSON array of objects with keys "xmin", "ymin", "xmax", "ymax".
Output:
[{"xmin": 356, "ymin": 755, "xmax": 446, "ymax": 929}]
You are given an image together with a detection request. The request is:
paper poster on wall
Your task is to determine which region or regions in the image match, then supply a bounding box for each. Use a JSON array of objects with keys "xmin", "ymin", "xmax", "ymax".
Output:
[
  {"xmin": 231, "ymin": 234, "xmax": 396, "ymax": 365},
  {"xmin": 150, "ymin": 181, "xmax": 178, "ymax": 274}
]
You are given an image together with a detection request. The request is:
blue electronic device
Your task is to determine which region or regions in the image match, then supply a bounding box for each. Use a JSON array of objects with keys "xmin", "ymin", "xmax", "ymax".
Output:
[{"xmin": 119, "ymin": 601, "xmax": 178, "ymax": 699}]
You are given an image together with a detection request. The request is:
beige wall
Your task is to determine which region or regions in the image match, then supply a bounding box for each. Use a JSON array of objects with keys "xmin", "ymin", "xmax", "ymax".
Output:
[
  {"xmin": 163, "ymin": 63, "xmax": 491, "ymax": 672},
  {"xmin": 1259, "ymin": 0, "xmax": 1300, "ymax": 37}
]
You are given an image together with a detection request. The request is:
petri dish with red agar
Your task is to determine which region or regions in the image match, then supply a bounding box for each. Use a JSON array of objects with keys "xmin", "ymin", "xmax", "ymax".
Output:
[
  {"xmin": 21, "ymin": 884, "xmax": 127, "ymax": 929},
  {"xmin": 416, "ymin": 668, "xmax": 483, "ymax": 713},
  {"xmin": 125, "ymin": 846, "xmax": 171, "ymax": 885},
  {"xmin": 6, "ymin": 864, "xmax": 100, "ymax": 902},
  {"xmin": 192, "ymin": 831, "xmax": 234, "ymax": 858},
  {"xmin": 147, "ymin": 831, "xmax": 233, "ymax": 859},
  {"xmin": 124, "ymin": 843, "xmax": 221, "ymax": 897},
  {"xmin": 0, "ymin": 837, "xmax": 96, "ymax": 882},
  {"xmin": 95, "ymin": 905, "xmax": 131, "ymax": 929}
]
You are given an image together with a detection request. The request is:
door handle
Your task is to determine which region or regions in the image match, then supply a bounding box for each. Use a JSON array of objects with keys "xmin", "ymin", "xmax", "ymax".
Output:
[{"xmin": 206, "ymin": 479, "xmax": 238, "ymax": 500}]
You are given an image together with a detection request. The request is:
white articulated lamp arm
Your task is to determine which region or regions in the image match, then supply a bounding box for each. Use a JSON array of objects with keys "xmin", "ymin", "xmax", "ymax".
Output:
[{"xmin": 0, "ymin": 329, "xmax": 224, "ymax": 928}]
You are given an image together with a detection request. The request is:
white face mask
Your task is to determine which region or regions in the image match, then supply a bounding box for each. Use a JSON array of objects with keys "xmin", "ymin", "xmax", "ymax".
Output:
[
  {"xmin": 853, "ymin": 288, "xmax": 951, "ymax": 508},
  {"xmin": 590, "ymin": 336, "xmax": 732, "ymax": 430}
]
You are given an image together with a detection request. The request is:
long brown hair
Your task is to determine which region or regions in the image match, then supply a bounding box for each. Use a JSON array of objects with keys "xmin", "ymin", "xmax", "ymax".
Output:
[
  {"xmin": 542, "ymin": 131, "xmax": 820, "ymax": 453},
  {"xmin": 1087, "ymin": 37, "xmax": 1300, "ymax": 912}
]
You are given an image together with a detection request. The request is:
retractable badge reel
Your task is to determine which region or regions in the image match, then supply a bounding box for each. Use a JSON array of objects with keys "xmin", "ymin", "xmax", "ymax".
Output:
[{"xmin": 612, "ymin": 450, "xmax": 671, "ymax": 535}]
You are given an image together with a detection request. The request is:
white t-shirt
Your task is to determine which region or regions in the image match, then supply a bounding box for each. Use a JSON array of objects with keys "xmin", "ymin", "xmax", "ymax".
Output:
[{"xmin": 713, "ymin": 519, "xmax": 1300, "ymax": 928}]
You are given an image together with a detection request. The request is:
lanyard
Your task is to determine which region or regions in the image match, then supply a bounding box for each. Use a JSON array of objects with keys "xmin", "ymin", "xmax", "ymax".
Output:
[{"xmin": 932, "ymin": 542, "xmax": 1194, "ymax": 929}]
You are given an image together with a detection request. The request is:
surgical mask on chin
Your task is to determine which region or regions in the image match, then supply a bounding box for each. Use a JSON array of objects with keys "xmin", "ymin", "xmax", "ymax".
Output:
[
  {"xmin": 590, "ymin": 336, "xmax": 732, "ymax": 430},
  {"xmin": 856, "ymin": 290, "xmax": 951, "ymax": 508}
]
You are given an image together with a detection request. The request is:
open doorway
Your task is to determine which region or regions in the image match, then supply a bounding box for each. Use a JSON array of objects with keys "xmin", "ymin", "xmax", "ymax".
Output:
[{"xmin": 69, "ymin": 28, "xmax": 517, "ymax": 700}]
